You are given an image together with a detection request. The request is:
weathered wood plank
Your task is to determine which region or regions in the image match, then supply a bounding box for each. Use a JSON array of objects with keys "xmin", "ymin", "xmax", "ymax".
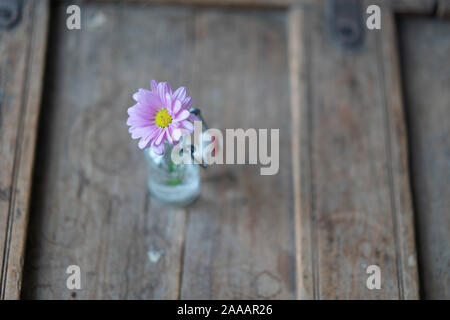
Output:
[
  {"xmin": 21, "ymin": 1, "xmax": 294, "ymax": 300},
  {"xmin": 390, "ymin": 0, "xmax": 436, "ymax": 14},
  {"xmin": 93, "ymin": 0, "xmax": 291, "ymax": 7},
  {"xmin": 22, "ymin": 2, "xmax": 193, "ymax": 299},
  {"xmin": 179, "ymin": 10, "xmax": 295, "ymax": 299},
  {"xmin": 18, "ymin": 0, "xmax": 429, "ymax": 300},
  {"xmin": 289, "ymin": 0, "xmax": 419, "ymax": 299},
  {"xmin": 398, "ymin": 16, "xmax": 450, "ymax": 299},
  {"xmin": 58, "ymin": 0, "xmax": 438, "ymax": 14},
  {"xmin": 22, "ymin": 1, "xmax": 295, "ymax": 300},
  {"xmin": 378, "ymin": 6, "xmax": 420, "ymax": 300},
  {"xmin": 0, "ymin": 0, "xmax": 49, "ymax": 300},
  {"xmin": 288, "ymin": 4, "xmax": 314, "ymax": 300},
  {"xmin": 437, "ymin": 0, "xmax": 450, "ymax": 18}
]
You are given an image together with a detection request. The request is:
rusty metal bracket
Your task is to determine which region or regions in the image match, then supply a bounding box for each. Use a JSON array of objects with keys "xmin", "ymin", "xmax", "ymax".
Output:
[
  {"xmin": 0, "ymin": 0, "xmax": 21, "ymax": 30},
  {"xmin": 328, "ymin": 0, "xmax": 364, "ymax": 49}
]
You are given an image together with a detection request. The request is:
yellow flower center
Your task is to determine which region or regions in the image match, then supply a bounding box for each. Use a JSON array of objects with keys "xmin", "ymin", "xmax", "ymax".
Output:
[{"xmin": 154, "ymin": 108, "xmax": 173, "ymax": 128}]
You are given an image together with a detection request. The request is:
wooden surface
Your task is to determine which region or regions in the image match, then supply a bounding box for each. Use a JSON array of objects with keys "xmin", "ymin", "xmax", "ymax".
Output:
[
  {"xmin": 17, "ymin": 0, "xmax": 426, "ymax": 300},
  {"xmin": 0, "ymin": 0, "xmax": 49, "ymax": 299},
  {"xmin": 0, "ymin": 0, "xmax": 443, "ymax": 300},
  {"xmin": 94, "ymin": 0, "xmax": 292, "ymax": 8},
  {"xmin": 176, "ymin": 11, "xmax": 294, "ymax": 299},
  {"xmin": 398, "ymin": 16, "xmax": 450, "ymax": 299},
  {"xmin": 22, "ymin": 1, "xmax": 295, "ymax": 299},
  {"xmin": 58, "ymin": 0, "xmax": 439, "ymax": 14},
  {"xmin": 289, "ymin": 0, "xmax": 418, "ymax": 299}
]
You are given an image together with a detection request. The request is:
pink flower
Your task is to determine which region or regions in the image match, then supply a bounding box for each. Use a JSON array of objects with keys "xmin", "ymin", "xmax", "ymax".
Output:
[{"xmin": 127, "ymin": 80, "xmax": 195, "ymax": 155}]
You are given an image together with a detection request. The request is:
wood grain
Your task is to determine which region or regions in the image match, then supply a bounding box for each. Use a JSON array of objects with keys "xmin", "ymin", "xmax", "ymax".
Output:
[
  {"xmin": 398, "ymin": 16, "xmax": 450, "ymax": 299},
  {"xmin": 22, "ymin": 1, "xmax": 295, "ymax": 299},
  {"xmin": 57, "ymin": 0, "xmax": 439, "ymax": 14},
  {"xmin": 0, "ymin": 0, "xmax": 49, "ymax": 300},
  {"xmin": 15, "ymin": 0, "xmax": 433, "ymax": 300},
  {"xmin": 92, "ymin": 0, "xmax": 291, "ymax": 8},
  {"xmin": 289, "ymin": 0, "xmax": 419, "ymax": 299},
  {"xmin": 178, "ymin": 9, "xmax": 294, "ymax": 299},
  {"xmin": 288, "ymin": 4, "xmax": 314, "ymax": 300},
  {"xmin": 22, "ymin": 2, "xmax": 192, "ymax": 300}
]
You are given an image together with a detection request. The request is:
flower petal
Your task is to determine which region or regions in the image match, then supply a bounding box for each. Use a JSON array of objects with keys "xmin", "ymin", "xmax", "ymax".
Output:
[
  {"xmin": 173, "ymin": 100, "xmax": 182, "ymax": 114},
  {"xmin": 157, "ymin": 82, "xmax": 170, "ymax": 102},
  {"xmin": 133, "ymin": 89, "xmax": 155, "ymax": 105},
  {"xmin": 155, "ymin": 129, "xmax": 166, "ymax": 146},
  {"xmin": 165, "ymin": 127, "xmax": 173, "ymax": 144},
  {"xmin": 172, "ymin": 128, "xmax": 182, "ymax": 141},
  {"xmin": 127, "ymin": 105, "xmax": 152, "ymax": 122},
  {"xmin": 130, "ymin": 126, "xmax": 151, "ymax": 139},
  {"xmin": 172, "ymin": 87, "xmax": 187, "ymax": 101},
  {"xmin": 165, "ymin": 93, "xmax": 173, "ymax": 113},
  {"xmin": 151, "ymin": 79, "xmax": 158, "ymax": 92},
  {"xmin": 132, "ymin": 89, "xmax": 147, "ymax": 102},
  {"xmin": 188, "ymin": 113, "xmax": 199, "ymax": 122},
  {"xmin": 166, "ymin": 82, "xmax": 173, "ymax": 95},
  {"xmin": 152, "ymin": 143, "xmax": 165, "ymax": 155},
  {"xmin": 127, "ymin": 106, "xmax": 156, "ymax": 123},
  {"xmin": 173, "ymin": 109, "xmax": 190, "ymax": 122},
  {"xmin": 127, "ymin": 116, "xmax": 151, "ymax": 127},
  {"xmin": 181, "ymin": 120, "xmax": 194, "ymax": 132},
  {"xmin": 181, "ymin": 96, "xmax": 193, "ymax": 109},
  {"xmin": 138, "ymin": 132, "xmax": 153, "ymax": 149},
  {"xmin": 138, "ymin": 126, "xmax": 161, "ymax": 147}
]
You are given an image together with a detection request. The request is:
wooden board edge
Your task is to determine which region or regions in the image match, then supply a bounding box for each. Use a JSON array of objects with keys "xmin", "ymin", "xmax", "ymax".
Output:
[
  {"xmin": 377, "ymin": 6, "xmax": 420, "ymax": 299},
  {"xmin": 4, "ymin": 0, "xmax": 422, "ymax": 301},
  {"xmin": 1, "ymin": 0, "xmax": 50, "ymax": 300},
  {"xmin": 288, "ymin": 3, "xmax": 315, "ymax": 300},
  {"xmin": 53, "ymin": 0, "xmax": 441, "ymax": 15},
  {"xmin": 67, "ymin": 0, "xmax": 437, "ymax": 14},
  {"xmin": 57, "ymin": 0, "xmax": 292, "ymax": 9}
]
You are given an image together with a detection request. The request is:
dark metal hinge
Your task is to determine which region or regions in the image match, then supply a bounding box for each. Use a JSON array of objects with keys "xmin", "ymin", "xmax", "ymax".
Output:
[
  {"xmin": 0, "ymin": 0, "xmax": 21, "ymax": 30},
  {"xmin": 328, "ymin": 0, "xmax": 365, "ymax": 49}
]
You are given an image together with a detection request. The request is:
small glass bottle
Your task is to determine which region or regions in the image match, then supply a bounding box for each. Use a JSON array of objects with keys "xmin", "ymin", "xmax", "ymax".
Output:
[{"xmin": 144, "ymin": 142, "xmax": 200, "ymax": 206}]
